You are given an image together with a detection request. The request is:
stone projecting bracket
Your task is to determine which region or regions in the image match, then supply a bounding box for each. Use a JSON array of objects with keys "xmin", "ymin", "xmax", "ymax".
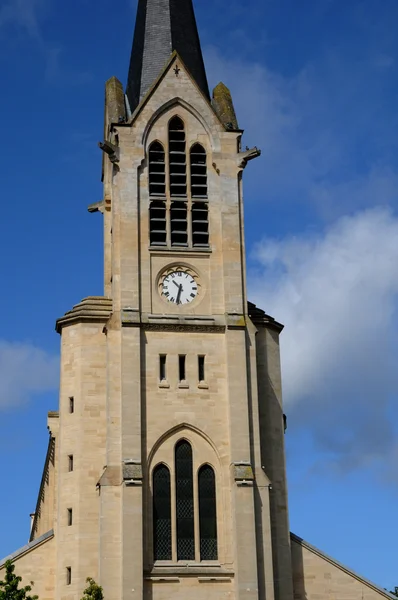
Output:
[
  {"xmin": 98, "ymin": 140, "xmax": 120, "ymax": 164},
  {"xmin": 123, "ymin": 459, "xmax": 143, "ymax": 486},
  {"xmin": 238, "ymin": 146, "xmax": 261, "ymax": 169},
  {"xmin": 233, "ymin": 462, "xmax": 254, "ymax": 487}
]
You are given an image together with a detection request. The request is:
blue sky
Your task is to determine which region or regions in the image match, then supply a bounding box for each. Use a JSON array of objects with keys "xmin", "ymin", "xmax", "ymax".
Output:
[{"xmin": 0, "ymin": 0, "xmax": 397, "ymax": 591}]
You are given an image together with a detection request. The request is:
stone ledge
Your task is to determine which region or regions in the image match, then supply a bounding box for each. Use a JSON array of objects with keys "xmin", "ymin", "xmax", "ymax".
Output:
[
  {"xmin": 56, "ymin": 296, "xmax": 113, "ymax": 333},
  {"xmin": 145, "ymin": 566, "xmax": 234, "ymax": 579},
  {"xmin": 148, "ymin": 246, "xmax": 212, "ymax": 255}
]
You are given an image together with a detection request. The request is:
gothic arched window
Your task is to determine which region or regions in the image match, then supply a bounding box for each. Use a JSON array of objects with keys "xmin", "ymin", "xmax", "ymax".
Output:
[
  {"xmin": 169, "ymin": 117, "xmax": 187, "ymax": 197},
  {"xmin": 153, "ymin": 464, "xmax": 172, "ymax": 560},
  {"xmin": 198, "ymin": 464, "xmax": 218, "ymax": 560},
  {"xmin": 148, "ymin": 117, "xmax": 210, "ymax": 249},
  {"xmin": 149, "ymin": 141, "xmax": 166, "ymax": 196},
  {"xmin": 175, "ymin": 440, "xmax": 195, "ymax": 560}
]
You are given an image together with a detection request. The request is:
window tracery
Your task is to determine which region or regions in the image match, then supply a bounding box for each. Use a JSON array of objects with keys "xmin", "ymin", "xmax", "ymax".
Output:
[
  {"xmin": 151, "ymin": 437, "xmax": 218, "ymax": 563},
  {"xmin": 148, "ymin": 116, "xmax": 209, "ymax": 249}
]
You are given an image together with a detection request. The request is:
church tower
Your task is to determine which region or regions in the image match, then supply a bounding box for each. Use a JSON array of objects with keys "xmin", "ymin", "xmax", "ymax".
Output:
[
  {"xmin": 56, "ymin": 1, "xmax": 294, "ymax": 598},
  {"xmin": 2, "ymin": 5, "xmax": 398, "ymax": 600},
  {"xmin": 2, "ymin": 2, "xmax": 294, "ymax": 600}
]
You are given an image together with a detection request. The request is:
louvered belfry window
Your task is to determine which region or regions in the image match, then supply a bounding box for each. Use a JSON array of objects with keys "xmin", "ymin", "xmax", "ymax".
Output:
[
  {"xmin": 170, "ymin": 202, "xmax": 188, "ymax": 246},
  {"xmin": 148, "ymin": 141, "xmax": 167, "ymax": 246},
  {"xmin": 149, "ymin": 141, "xmax": 166, "ymax": 196},
  {"xmin": 190, "ymin": 143, "xmax": 207, "ymax": 198},
  {"xmin": 148, "ymin": 116, "xmax": 210, "ymax": 248},
  {"xmin": 149, "ymin": 201, "xmax": 167, "ymax": 246},
  {"xmin": 169, "ymin": 117, "xmax": 187, "ymax": 197},
  {"xmin": 175, "ymin": 440, "xmax": 195, "ymax": 560},
  {"xmin": 198, "ymin": 465, "xmax": 218, "ymax": 560},
  {"xmin": 190, "ymin": 143, "xmax": 209, "ymax": 247},
  {"xmin": 153, "ymin": 464, "xmax": 172, "ymax": 560}
]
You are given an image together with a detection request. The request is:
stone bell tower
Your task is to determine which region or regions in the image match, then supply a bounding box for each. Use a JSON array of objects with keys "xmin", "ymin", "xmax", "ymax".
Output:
[
  {"xmin": 85, "ymin": 0, "xmax": 294, "ymax": 598},
  {"xmin": 2, "ymin": 5, "xmax": 398, "ymax": 600},
  {"xmin": 1, "ymin": 2, "xmax": 294, "ymax": 600}
]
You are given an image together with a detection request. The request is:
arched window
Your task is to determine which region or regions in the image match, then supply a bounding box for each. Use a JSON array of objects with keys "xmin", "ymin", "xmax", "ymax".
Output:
[
  {"xmin": 153, "ymin": 464, "xmax": 172, "ymax": 561},
  {"xmin": 198, "ymin": 464, "xmax": 218, "ymax": 560},
  {"xmin": 149, "ymin": 141, "xmax": 166, "ymax": 196},
  {"xmin": 190, "ymin": 144, "xmax": 207, "ymax": 198},
  {"xmin": 175, "ymin": 440, "xmax": 194, "ymax": 560},
  {"xmin": 169, "ymin": 117, "xmax": 187, "ymax": 197}
]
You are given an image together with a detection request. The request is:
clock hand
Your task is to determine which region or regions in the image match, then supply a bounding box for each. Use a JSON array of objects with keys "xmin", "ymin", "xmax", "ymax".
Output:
[
  {"xmin": 176, "ymin": 284, "xmax": 183, "ymax": 305},
  {"xmin": 172, "ymin": 280, "xmax": 180, "ymax": 288}
]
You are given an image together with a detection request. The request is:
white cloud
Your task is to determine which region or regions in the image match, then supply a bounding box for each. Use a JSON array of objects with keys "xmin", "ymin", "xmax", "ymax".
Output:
[
  {"xmin": 250, "ymin": 207, "xmax": 398, "ymax": 472},
  {"xmin": 0, "ymin": 341, "xmax": 59, "ymax": 409},
  {"xmin": 204, "ymin": 47, "xmax": 398, "ymax": 219}
]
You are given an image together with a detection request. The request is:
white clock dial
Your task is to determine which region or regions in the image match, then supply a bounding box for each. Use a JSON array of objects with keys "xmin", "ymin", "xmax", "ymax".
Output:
[{"xmin": 161, "ymin": 269, "xmax": 198, "ymax": 305}]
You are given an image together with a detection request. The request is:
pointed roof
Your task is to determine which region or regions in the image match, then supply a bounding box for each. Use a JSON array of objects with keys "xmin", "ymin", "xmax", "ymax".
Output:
[{"xmin": 126, "ymin": 0, "xmax": 210, "ymax": 112}]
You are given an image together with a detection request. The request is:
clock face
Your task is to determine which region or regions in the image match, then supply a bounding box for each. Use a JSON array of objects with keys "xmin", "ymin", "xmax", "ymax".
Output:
[{"xmin": 161, "ymin": 268, "xmax": 199, "ymax": 305}]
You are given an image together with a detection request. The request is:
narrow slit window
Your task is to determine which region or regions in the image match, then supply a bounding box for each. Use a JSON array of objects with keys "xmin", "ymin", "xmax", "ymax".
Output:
[
  {"xmin": 199, "ymin": 465, "xmax": 218, "ymax": 560},
  {"xmin": 175, "ymin": 441, "xmax": 195, "ymax": 560},
  {"xmin": 66, "ymin": 567, "xmax": 72, "ymax": 586},
  {"xmin": 169, "ymin": 117, "xmax": 187, "ymax": 197},
  {"xmin": 67, "ymin": 508, "xmax": 73, "ymax": 526},
  {"xmin": 198, "ymin": 356, "xmax": 205, "ymax": 382},
  {"xmin": 68, "ymin": 455, "xmax": 74, "ymax": 472},
  {"xmin": 190, "ymin": 143, "xmax": 207, "ymax": 198},
  {"xmin": 171, "ymin": 201, "xmax": 188, "ymax": 246},
  {"xmin": 69, "ymin": 397, "xmax": 74, "ymax": 413},
  {"xmin": 159, "ymin": 355, "xmax": 167, "ymax": 381},
  {"xmin": 179, "ymin": 355, "xmax": 186, "ymax": 382},
  {"xmin": 192, "ymin": 202, "xmax": 209, "ymax": 247},
  {"xmin": 150, "ymin": 200, "xmax": 167, "ymax": 246},
  {"xmin": 153, "ymin": 464, "xmax": 172, "ymax": 560},
  {"xmin": 149, "ymin": 141, "xmax": 166, "ymax": 196}
]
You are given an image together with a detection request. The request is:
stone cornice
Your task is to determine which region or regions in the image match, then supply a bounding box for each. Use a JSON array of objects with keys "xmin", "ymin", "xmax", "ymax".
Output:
[
  {"xmin": 145, "ymin": 566, "xmax": 234, "ymax": 579},
  {"xmin": 122, "ymin": 310, "xmax": 229, "ymax": 332},
  {"xmin": 56, "ymin": 296, "xmax": 113, "ymax": 334},
  {"xmin": 55, "ymin": 299, "xmax": 283, "ymax": 334},
  {"xmin": 247, "ymin": 301, "xmax": 284, "ymax": 333}
]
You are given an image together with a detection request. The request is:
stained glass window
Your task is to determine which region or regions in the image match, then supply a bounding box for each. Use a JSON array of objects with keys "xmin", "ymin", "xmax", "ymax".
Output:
[
  {"xmin": 198, "ymin": 464, "xmax": 218, "ymax": 560},
  {"xmin": 153, "ymin": 464, "xmax": 172, "ymax": 560},
  {"xmin": 175, "ymin": 440, "xmax": 195, "ymax": 560}
]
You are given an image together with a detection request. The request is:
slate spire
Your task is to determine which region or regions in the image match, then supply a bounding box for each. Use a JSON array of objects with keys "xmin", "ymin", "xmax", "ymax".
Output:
[{"xmin": 126, "ymin": 0, "xmax": 210, "ymax": 112}]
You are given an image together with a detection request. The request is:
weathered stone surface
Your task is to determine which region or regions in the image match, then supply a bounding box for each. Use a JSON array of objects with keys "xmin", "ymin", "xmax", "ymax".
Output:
[
  {"xmin": 233, "ymin": 463, "xmax": 254, "ymax": 481},
  {"xmin": 123, "ymin": 462, "xmax": 143, "ymax": 480},
  {"xmin": 212, "ymin": 82, "xmax": 239, "ymax": 130}
]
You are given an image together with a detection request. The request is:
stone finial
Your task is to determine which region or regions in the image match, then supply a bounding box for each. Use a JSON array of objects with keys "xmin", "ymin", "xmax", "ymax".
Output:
[
  {"xmin": 105, "ymin": 76, "xmax": 126, "ymax": 125},
  {"xmin": 212, "ymin": 82, "xmax": 239, "ymax": 130}
]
